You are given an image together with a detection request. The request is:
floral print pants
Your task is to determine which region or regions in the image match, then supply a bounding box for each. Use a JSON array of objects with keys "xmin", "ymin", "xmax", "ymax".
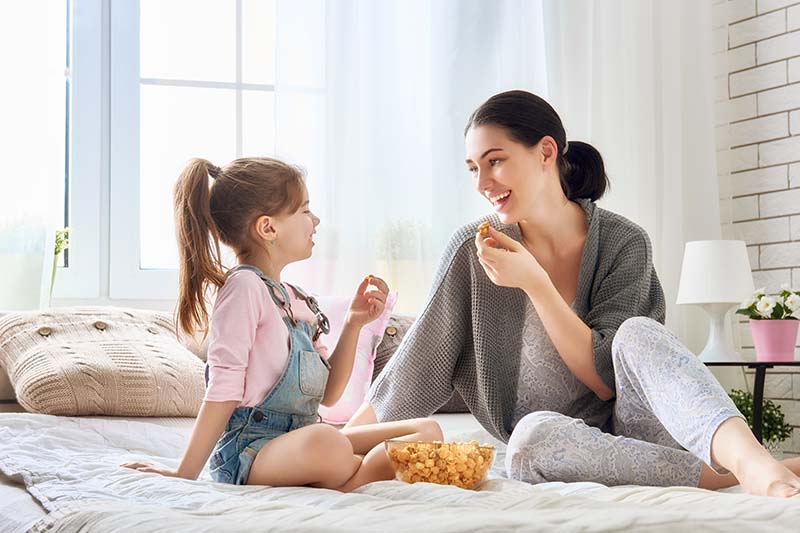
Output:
[{"xmin": 505, "ymin": 317, "xmax": 743, "ymax": 487}]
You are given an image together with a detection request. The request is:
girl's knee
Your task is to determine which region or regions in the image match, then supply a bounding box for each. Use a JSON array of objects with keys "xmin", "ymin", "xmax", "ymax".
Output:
[{"xmin": 412, "ymin": 418, "xmax": 443, "ymax": 441}]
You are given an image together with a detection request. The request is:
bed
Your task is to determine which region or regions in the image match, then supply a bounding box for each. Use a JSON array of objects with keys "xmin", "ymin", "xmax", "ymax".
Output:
[{"xmin": 2, "ymin": 411, "xmax": 800, "ymax": 533}]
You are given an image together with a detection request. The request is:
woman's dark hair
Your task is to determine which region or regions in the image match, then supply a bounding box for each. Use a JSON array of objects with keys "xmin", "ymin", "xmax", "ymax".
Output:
[{"xmin": 464, "ymin": 90, "xmax": 609, "ymax": 201}]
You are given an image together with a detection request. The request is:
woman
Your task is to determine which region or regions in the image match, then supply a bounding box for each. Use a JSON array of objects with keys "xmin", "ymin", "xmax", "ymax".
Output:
[{"xmin": 347, "ymin": 90, "xmax": 800, "ymax": 497}]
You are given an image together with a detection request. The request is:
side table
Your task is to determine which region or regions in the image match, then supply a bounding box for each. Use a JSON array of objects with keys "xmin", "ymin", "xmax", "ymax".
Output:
[{"xmin": 705, "ymin": 361, "xmax": 800, "ymax": 444}]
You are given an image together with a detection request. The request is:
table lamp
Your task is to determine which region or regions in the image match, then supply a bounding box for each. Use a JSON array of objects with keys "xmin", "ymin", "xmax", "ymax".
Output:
[{"xmin": 676, "ymin": 240, "xmax": 754, "ymax": 362}]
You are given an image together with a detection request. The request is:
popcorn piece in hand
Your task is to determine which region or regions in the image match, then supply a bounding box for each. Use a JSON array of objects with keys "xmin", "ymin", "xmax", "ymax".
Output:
[{"xmin": 478, "ymin": 222, "xmax": 491, "ymax": 239}]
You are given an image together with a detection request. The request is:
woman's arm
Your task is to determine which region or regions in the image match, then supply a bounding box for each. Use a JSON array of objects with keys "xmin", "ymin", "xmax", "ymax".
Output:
[{"xmin": 122, "ymin": 399, "xmax": 238, "ymax": 479}]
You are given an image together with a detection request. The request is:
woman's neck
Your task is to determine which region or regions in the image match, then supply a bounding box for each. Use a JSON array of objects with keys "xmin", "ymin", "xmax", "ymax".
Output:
[{"xmin": 517, "ymin": 194, "xmax": 586, "ymax": 255}]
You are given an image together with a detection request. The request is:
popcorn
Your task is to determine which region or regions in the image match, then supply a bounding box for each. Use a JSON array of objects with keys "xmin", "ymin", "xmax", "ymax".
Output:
[
  {"xmin": 384, "ymin": 440, "xmax": 494, "ymax": 490},
  {"xmin": 478, "ymin": 222, "xmax": 491, "ymax": 239}
]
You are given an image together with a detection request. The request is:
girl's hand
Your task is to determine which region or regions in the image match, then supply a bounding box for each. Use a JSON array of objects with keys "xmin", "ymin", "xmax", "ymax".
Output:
[
  {"xmin": 121, "ymin": 461, "xmax": 189, "ymax": 479},
  {"xmin": 475, "ymin": 227, "xmax": 549, "ymax": 292},
  {"xmin": 346, "ymin": 275, "xmax": 389, "ymax": 327}
]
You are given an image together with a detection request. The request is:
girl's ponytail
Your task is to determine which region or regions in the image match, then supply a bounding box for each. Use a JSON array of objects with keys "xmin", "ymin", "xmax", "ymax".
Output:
[
  {"xmin": 560, "ymin": 141, "xmax": 609, "ymax": 201},
  {"xmin": 173, "ymin": 158, "xmax": 225, "ymax": 339}
]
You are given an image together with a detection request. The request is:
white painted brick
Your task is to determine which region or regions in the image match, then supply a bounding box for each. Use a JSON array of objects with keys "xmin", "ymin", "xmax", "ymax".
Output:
[
  {"xmin": 718, "ymin": 149, "xmax": 732, "ymax": 175},
  {"xmin": 791, "ymin": 162, "xmax": 800, "ymax": 187},
  {"xmin": 774, "ymin": 399, "xmax": 800, "ymax": 426},
  {"xmin": 757, "ymin": 83, "xmax": 800, "ymax": 115},
  {"xmin": 752, "ymin": 268, "xmax": 793, "ymax": 291},
  {"xmin": 791, "ymin": 110, "xmax": 800, "ymax": 135},
  {"xmin": 730, "ymin": 62, "xmax": 787, "ymax": 96},
  {"xmin": 760, "ymin": 241, "xmax": 800, "ymax": 267},
  {"xmin": 730, "ymin": 114, "xmax": 788, "ymax": 146},
  {"xmin": 731, "ymin": 144, "xmax": 759, "ymax": 171},
  {"xmin": 733, "ymin": 195, "xmax": 760, "ymax": 220},
  {"xmin": 791, "ymin": 5, "xmax": 800, "ymax": 30},
  {"xmin": 717, "ymin": 124, "xmax": 732, "ymax": 151},
  {"xmin": 730, "ymin": 10, "xmax": 785, "ymax": 47},
  {"xmin": 758, "ymin": 0, "xmax": 800, "ymax": 14},
  {"xmin": 731, "ymin": 165, "xmax": 788, "ymax": 195},
  {"xmin": 792, "ymin": 215, "xmax": 800, "ymax": 240},
  {"xmin": 716, "ymin": 100, "xmax": 730, "ymax": 126},
  {"xmin": 748, "ymin": 244, "xmax": 760, "ymax": 269},
  {"xmin": 734, "ymin": 217, "xmax": 791, "ymax": 243},
  {"xmin": 728, "ymin": 44, "xmax": 757, "ymax": 72},
  {"xmin": 795, "ymin": 374, "xmax": 800, "ymax": 397},
  {"xmin": 789, "ymin": 428, "xmax": 800, "ymax": 454},
  {"xmin": 794, "ymin": 268, "xmax": 800, "ymax": 286},
  {"xmin": 738, "ymin": 319, "xmax": 755, "ymax": 346},
  {"xmin": 746, "ymin": 372, "xmax": 795, "ymax": 398},
  {"xmin": 714, "ymin": 2, "xmax": 728, "ymax": 29},
  {"xmin": 759, "ymin": 135, "xmax": 800, "ymax": 166},
  {"xmin": 791, "ymin": 58, "xmax": 800, "ymax": 83},
  {"xmin": 757, "ymin": 31, "xmax": 800, "ymax": 64},
  {"xmin": 760, "ymin": 187, "xmax": 800, "ymax": 216},
  {"xmin": 730, "ymin": 0, "xmax": 757, "ymax": 23},
  {"xmin": 715, "ymin": 26, "xmax": 729, "ymax": 54}
]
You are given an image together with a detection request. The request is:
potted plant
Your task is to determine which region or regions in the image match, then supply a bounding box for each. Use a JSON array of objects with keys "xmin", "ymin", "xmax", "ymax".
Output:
[
  {"xmin": 50, "ymin": 227, "xmax": 70, "ymax": 300},
  {"xmin": 736, "ymin": 285, "xmax": 800, "ymax": 362},
  {"xmin": 728, "ymin": 389, "xmax": 793, "ymax": 457}
]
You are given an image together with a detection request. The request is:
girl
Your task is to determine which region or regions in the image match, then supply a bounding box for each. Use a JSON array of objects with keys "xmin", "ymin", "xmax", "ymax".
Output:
[
  {"xmin": 348, "ymin": 90, "xmax": 800, "ymax": 498},
  {"xmin": 123, "ymin": 157, "xmax": 442, "ymax": 491}
]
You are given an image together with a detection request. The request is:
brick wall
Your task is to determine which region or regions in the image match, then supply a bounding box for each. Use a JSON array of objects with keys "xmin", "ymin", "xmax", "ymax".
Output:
[{"xmin": 716, "ymin": 0, "xmax": 800, "ymax": 456}]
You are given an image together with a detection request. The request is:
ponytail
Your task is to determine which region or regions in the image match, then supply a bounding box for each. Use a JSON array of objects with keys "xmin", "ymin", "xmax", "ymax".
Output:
[
  {"xmin": 559, "ymin": 141, "xmax": 609, "ymax": 201},
  {"xmin": 173, "ymin": 158, "xmax": 225, "ymax": 340}
]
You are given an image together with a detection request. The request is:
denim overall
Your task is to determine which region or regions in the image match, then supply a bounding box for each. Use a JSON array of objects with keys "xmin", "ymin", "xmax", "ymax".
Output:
[{"xmin": 207, "ymin": 265, "xmax": 331, "ymax": 485}]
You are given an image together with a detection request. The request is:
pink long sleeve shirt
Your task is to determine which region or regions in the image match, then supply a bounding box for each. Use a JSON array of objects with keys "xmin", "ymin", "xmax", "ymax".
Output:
[{"xmin": 204, "ymin": 270, "xmax": 329, "ymax": 407}]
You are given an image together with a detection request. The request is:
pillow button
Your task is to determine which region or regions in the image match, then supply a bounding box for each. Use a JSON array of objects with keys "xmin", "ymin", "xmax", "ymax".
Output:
[
  {"xmin": 93, "ymin": 321, "xmax": 107, "ymax": 331},
  {"xmin": 386, "ymin": 326, "xmax": 398, "ymax": 337},
  {"xmin": 37, "ymin": 326, "xmax": 52, "ymax": 337}
]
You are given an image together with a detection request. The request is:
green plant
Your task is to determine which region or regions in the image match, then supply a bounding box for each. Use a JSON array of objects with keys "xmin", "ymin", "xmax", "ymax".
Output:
[
  {"xmin": 50, "ymin": 227, "xmax": 70, "ymax": 298},
  {"xmin": 728, "ymin": 389, "xmax": 792, "ymax": 445}
]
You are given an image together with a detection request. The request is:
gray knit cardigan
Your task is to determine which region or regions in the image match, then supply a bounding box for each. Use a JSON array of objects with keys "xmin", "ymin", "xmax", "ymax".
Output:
[{"xmin": 367, "ymin": 199, "xmax": 666, "ymax": 443}]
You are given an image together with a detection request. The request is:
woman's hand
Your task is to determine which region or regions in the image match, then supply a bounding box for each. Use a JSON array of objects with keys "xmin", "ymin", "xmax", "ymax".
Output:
[
  {"xmin": 121, "ymin": 461, "xmax": 191, "ymax": 479},
  {"xmin": 346, "ymin": 275, "xmax": 390, "ymax": 327},
  {"xmin": 475, "ymin": 227, "xmax": 549, "ymax": 292}
]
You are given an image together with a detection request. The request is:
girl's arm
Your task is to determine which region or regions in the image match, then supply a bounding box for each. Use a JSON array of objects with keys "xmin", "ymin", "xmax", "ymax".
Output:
[
  {"xmin": 321, "ymin": 276, "xmax": 389, "ymax": 407},
  {"xmin": 122, "ymin": 400, "xmax": 238, "ymax": 479}
]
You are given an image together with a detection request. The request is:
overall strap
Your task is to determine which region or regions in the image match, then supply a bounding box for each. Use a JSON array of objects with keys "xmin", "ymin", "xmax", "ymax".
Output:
[
  {"xmin": 285, "ymin": 283, "xmax": 331, "ymax": 342},
  {"xmin": 226, "ymin": 265, "xmax": 297, "ymax": 326}
]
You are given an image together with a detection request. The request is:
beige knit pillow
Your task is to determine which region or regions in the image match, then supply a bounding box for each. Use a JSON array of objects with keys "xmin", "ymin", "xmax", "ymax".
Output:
[{"xmin": 0, "ymin": 307, "xmax": 204, "ymax": 416}]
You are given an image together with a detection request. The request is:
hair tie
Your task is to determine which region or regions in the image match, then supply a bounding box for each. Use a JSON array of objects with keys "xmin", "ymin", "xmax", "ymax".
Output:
[{"xmin": 208, "ymin": 164, "xmax": 221, "ymax": 179}]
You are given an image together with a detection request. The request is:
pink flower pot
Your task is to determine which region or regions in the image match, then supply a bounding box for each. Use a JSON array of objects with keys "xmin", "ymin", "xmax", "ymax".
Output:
[{"xmin": 750, "ymin": 319, "xmax": 799, "ymax": 362}]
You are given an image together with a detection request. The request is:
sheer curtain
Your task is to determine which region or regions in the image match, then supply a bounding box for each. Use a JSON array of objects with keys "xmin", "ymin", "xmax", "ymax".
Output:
[
  {"xmin": 543, "ymin": 0, "xmax": 721, "ymax": 348},
  {"xmin": 277, "ymin": 0, "xmax": 548, "ymax": 314},
  {"xmin": 275, "ymin": 0, "xmax": 722, "ymax": 338}
]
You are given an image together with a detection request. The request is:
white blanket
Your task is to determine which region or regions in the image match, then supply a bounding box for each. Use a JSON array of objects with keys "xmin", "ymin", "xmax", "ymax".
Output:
[{"xmin": 1, "ymin": 413, "xmax": 799, "ymax": 532}]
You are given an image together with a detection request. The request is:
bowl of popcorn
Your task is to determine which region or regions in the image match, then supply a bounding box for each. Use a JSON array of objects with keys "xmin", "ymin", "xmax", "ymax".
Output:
[{"xmin": 384, "ymin": 439, "xmax": 495, "ymax": 489}]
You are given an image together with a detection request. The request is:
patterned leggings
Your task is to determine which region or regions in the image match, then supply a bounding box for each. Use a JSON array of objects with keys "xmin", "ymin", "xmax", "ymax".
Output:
[{"xmin": 505, "ymin": 317, "xmax": 743, "ymax": 487}]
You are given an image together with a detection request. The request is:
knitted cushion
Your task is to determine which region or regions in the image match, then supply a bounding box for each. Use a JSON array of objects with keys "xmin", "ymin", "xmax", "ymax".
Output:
[
  {"xmin": 0, "ymin": 307, "xmax": 204, "ymax": 416},
  {"xmin": 373, "ymin": 315, "xmax": 470, "ymax": 414}
]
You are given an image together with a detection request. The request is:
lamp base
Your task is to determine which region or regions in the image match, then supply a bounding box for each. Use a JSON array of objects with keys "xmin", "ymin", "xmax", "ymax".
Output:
[{"xmin": 698, "ymin": 303, "xmax": 748, "ymax": 363}]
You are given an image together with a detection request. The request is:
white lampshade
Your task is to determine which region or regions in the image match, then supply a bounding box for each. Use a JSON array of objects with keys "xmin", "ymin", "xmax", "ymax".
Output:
[{"xmin": 676, "ymin": 240, "xmax": 754, "ymax": 305}]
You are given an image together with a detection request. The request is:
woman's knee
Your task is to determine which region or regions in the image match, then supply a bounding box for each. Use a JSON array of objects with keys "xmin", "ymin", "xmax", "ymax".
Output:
[
  {"xmin": 505, "ymin": 411, "xmax": 571, "ymax": 483},
  {"xmin": 611, "ymin": 316, "xmax": 664, "ymax": 361}
]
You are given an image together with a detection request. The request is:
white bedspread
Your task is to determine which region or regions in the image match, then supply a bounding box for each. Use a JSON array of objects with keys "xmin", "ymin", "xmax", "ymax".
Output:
[{"xmin": 1, "ymin": 413, "xmax": 799, "ymax": 532}]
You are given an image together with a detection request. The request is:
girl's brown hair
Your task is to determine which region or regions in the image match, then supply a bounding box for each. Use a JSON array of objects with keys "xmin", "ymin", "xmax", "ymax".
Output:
[{"xmin": 173, "ymin": 157, "xmax": 305, "ymax": 339}]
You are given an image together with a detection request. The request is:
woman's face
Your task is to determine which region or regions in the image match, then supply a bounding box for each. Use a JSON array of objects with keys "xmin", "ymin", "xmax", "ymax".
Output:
[{"xmin": 465, "ymin": 124, "xmax": 557, "ymax": 225}]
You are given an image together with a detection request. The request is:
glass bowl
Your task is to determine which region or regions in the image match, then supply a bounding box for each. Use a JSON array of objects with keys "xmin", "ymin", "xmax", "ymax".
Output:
[{"xmin": 384, "ymin": 439, "xmax": 495, "ymax": 490}]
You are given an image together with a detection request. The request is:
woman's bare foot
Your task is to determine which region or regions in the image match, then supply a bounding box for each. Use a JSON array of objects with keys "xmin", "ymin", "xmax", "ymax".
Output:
[{"xmin": 735, "ymin": 455, "xmax": 800, "ymax": 498}]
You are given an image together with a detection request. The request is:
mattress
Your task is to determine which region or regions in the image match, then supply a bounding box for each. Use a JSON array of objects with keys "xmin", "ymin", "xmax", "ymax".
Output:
[{"xmin": 1, "ymin": 412, "xmax": 799, "ymax": 532}]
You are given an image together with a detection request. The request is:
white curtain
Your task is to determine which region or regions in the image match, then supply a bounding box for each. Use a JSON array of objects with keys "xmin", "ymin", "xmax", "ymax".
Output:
[
  {"xmin": 543, "ymin": 0, "xmax": 722, "ymax": 349},
  {"xmin": 275, "ymin": 0, "xmax": 723, "ymax": 342}
]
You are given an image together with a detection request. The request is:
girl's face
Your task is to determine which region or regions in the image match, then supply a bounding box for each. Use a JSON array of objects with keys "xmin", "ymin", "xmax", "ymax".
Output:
[
  {"xmin": 270, "ymin": 187, "xmax": 320, "ymax": 262},
  {"xmin": 464, "ymin": 124, "xmax": 558, "ymax": 225}
]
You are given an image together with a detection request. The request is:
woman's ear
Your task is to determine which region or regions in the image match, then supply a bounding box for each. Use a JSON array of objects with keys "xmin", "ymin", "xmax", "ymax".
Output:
[
  {"xmin": 540, "ymin": 136, "xmax": 558, "ymax": 165},
  {"xmin": 253, "ymin": 215, "xmax": 278, "ymax": 244}
]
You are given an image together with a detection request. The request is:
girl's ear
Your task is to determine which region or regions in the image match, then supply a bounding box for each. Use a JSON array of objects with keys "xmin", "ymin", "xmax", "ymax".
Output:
[{"xmin": 253, "ymin": 215, "xmax": 278, "ymax": 244}]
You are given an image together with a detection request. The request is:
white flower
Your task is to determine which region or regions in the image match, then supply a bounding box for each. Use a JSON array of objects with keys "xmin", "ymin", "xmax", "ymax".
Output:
[
  {"xmin": 756, "ymin": 296, "xmax": 778, "ymax": 318},
  {"xmin": 780, "ymin": 283, "xmax": 792, "ymax": 291},
  {"xmin": 754, "ymin": 287, "xmax": 766, "ymax": 297},
  {"xmin": 786, "ymin": 293, "xmax": 800, "ymax": 312}
]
